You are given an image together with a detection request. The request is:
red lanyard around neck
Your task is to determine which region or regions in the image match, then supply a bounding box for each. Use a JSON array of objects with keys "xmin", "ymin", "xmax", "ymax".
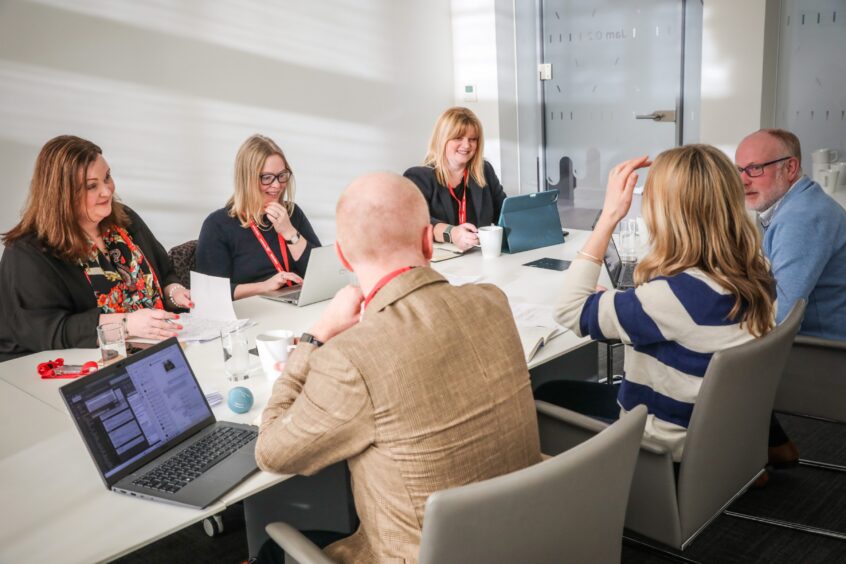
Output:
[
  {"xmin": 363, "ymin": 267, "xmax": 413, "ymax": 310},
  {"xmin": 447, "ymin": 169, "xmax": 469, "ymax": 225},
  {"xmin": 249, "ymin": 221, "xmax": 293, "ymax": 287}
]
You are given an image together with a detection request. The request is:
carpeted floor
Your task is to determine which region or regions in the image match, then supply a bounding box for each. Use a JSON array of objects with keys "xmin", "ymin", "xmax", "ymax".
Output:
[{"xmin": 114, "ymin": 345, "xmax": 846, "ymax": 563}]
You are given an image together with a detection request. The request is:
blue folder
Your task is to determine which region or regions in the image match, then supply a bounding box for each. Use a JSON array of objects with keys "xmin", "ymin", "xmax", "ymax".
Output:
[{"xmin": 496, "ymin": 190, "xmax": 565, "ymax": 253}]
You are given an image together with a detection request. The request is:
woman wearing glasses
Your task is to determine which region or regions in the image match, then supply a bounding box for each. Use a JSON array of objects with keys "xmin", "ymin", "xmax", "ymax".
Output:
[{"xmin": 196, "ymin": 134, "xmax": 320, "ymax": 299}]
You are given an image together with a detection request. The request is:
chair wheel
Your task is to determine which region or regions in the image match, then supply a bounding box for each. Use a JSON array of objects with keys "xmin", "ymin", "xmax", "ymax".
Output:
[{"xmin": 203, "ymin": 514, "xmax": 224, "ymax": 537}]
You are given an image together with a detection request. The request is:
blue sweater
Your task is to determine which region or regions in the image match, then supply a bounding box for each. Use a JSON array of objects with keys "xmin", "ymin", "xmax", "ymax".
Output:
[
  {"xmin": 196, "ymin": 205, "xmax": 321, "ymax": 298},
  {"xmin": 763, "ymin": 176, "xmax": 846, "ymax": 339}
]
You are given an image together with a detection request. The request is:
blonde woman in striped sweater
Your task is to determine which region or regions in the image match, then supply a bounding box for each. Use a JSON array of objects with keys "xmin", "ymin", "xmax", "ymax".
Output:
[{"xmin": 535, "ymin": 145, "xmax": 776, "ymax": 461}]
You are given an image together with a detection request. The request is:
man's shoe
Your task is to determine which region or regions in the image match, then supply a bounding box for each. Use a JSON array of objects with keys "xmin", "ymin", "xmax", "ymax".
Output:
[
  {"xmin": 752, "ymin": 470, "xmax": 769, "ymax": 488},
  {"xmin": 768, "ymin": 440, "xmax": 799, "ymax": 469}
]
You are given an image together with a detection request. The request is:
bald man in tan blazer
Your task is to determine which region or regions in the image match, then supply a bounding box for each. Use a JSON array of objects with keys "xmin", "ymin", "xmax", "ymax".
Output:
[{"xmin": 255, "ymin": 172, "xmax": 541, "ymax": 563}]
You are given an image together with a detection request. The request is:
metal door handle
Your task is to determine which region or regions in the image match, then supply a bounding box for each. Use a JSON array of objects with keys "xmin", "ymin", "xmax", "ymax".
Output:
[{"xmin": 635, "ymin": 110, "xmax": 676, "ymax": 123}]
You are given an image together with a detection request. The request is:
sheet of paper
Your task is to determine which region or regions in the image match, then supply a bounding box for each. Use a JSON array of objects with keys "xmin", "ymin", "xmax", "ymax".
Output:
[
  {"xmin": 444, "ymin": 273, "xmax": 482, "ymax": 286},
  {"xmin": 509, "ymin": 301, "xmax": 561, "ymax": 330},
  {"xmin": 190, "ymin": 271, "xmax": 238, "ymax": 321}
]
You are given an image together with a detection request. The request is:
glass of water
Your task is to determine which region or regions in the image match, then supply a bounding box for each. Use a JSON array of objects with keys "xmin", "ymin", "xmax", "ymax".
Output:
[
  {"xmin": 97, "ymin": 322, "xmax": 127, "ymax": 366},
  {"xmin": 619, "ymin": 218, "xmax": 639, "ymax": 263},
  {"xmin": 220, "ymin": 324, "xmax": 250, "ymax": 382}
]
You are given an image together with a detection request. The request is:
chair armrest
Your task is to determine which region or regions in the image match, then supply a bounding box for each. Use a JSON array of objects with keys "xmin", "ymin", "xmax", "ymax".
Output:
[
  {"xmin": 794, "ymin": 335, "xmax": 846, "ymax": 351},
  {"xmin": 265, "ymin": 522, "xmax": 335, "ymax": 564},
  {"xmin": 535, "ymin": 400, "xmax": 610, "ymax": 455}
]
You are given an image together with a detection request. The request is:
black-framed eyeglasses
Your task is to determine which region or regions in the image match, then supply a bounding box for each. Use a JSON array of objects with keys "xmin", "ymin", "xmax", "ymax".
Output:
[
  {"xmin": 259, "ymin": 170, "xmax": 292, "ymax": 185},
  {"xmin": 736, "ymin": 156, "xmax": 791, "ymax": 178}
]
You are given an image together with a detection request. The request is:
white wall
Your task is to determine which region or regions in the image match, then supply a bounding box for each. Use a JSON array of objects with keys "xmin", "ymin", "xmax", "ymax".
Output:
[
  {"xmin": 698, "ymin": 0, "xmax": 772, "ymax": 155},
  {"xmin": 0, "ymin": 0, "xmax": 455, "ymax": 253}
]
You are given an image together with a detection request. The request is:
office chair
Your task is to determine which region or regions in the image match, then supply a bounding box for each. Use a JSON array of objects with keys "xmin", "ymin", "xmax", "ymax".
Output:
[
  {"xmin": 536, "ymin": 300, "xmax": 805, "ymax": 562},
  {"xmin": 265, "ymin": 406, "xmax": 647, "ymax": 564},
  {"xmin": 167, "ymin": 239, "xmax": 197, "ymax": 289},
  {"xmin": 726, "ymin": 333, "xmax": 846, "ymax": 540}
]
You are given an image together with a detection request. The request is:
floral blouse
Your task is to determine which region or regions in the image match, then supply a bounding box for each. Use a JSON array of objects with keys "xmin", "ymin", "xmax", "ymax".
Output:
[{"xmin": 81, "ymin": 226, "xmax": 165, "ymax": 313}]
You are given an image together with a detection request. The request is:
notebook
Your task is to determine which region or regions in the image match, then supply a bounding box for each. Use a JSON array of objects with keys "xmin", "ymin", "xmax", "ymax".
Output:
[
  {"xmin": 60, "ymin": 338, "xmax": 259, "ymax": 509},
  {"xmin": 604, "ymin": 237, "xmax": 636, "ymax": 290},
  {"xmin": 497, "ymin": 190, "xmax": 565, "ymax": 253},
  {"xmin": 262, "ymin": 244, "xmax": 353, "ymax": 306}
]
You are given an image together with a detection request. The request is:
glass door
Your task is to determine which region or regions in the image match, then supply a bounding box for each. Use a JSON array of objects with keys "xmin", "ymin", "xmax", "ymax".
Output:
[{"xmin": 540, "ymin": 0, "xmax": 697, "ymax": 227}]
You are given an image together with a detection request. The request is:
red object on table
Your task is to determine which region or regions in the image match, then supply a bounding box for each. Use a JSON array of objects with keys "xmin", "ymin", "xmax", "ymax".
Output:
[{"xmin": 37, "ymin": 358, "xmax": 99, "ymax": 379}]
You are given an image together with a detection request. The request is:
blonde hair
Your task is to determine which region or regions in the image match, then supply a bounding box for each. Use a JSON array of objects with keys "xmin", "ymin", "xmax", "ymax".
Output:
[
  {"xmin": 227, "ymin": 134, "xmax": 296, "ymax": 227},
  {"xmin": 3, "ymin": 135, "xmax": 129, "ymax": 262},
  {"xmin": 424, "ymin": 107, "xmax": 487, "ymax": 188},
  {"xmin": 636, "ymin": 144, "xmax": 776, "ymax": 337}
]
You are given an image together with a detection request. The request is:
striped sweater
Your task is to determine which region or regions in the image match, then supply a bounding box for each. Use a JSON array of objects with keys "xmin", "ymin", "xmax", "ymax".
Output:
[{"xmin": 555, "ymin": 259, "xmax": 757, "ymax": 460}]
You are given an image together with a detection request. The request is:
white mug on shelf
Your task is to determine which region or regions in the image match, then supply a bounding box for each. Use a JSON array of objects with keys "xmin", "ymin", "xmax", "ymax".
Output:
[
  {"xmin": 811, "ymin": 148, "xmax": 839, "ymax": 165},
  {"xmin": 820, "ymin": 169, "xmax": 841, "ymax": 195},
  {"xmin": 833, "ymin": 162, "xmax": 846, "ymax": 191}
]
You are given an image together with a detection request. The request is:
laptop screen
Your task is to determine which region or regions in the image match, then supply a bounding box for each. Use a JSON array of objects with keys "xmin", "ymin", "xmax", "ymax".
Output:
[
  {"xmin": 604, "ymin": 237, "xmax": 624, "ymax": 287},
  {"xmin": 62, "ymin": 339, "xmax": 212, "ymax": 482}
]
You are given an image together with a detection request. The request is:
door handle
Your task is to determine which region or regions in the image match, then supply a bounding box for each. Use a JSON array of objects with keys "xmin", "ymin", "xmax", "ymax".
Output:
[{"xmin": 635, "ymin": 110, "xmax": 676, "ymax": 123}]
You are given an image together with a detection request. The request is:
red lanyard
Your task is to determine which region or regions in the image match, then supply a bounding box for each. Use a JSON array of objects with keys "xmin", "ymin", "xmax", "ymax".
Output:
[
  {"xmin": 82, "ymin": 226, "xmax": 165, "ymax": 310},
  {"xmin": 447, "ymin": 169, "xmax": 469, "ymax": 225},
  {"xmin": 249, "ymin": 221, "xmax": 293, "ymax": 287},
  {"xmin": 363, "ymin": 267, "xmax": 413, "ymax": 310}
]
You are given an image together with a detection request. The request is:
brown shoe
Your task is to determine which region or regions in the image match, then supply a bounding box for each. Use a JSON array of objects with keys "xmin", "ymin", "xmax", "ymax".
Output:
[
  {"xmin": 768, "ymin": 440, "xmax": 799, "ymax": 469},
  {"xmin": 752, "ymin": 470, "xmax": 769, "ymax": 488}
]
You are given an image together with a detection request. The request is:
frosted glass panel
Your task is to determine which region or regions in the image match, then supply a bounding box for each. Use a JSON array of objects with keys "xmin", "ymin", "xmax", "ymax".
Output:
[
  {"xmin": 541, "ymin": 0, "xmax": 684, "ymax": 213},
  {"xmin": 774, "ymin": 0, "xmax": 846, "ymax": 165}
]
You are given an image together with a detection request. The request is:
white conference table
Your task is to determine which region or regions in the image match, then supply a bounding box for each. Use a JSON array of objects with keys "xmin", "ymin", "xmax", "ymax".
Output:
[{"xmin": 0, "ymin": 229, "xmax": 604, "ymax": 563}]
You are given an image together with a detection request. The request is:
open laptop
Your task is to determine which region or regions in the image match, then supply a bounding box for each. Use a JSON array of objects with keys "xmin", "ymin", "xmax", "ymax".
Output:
[
  {"xmin": 604, "ymin": 237, "xmax": 636, "ymax": 290},
  {"xmin": 262, "ymin": 244, "xmax": 353, "ymax": 306},
  {"xmin": 60, "ymin": 338, "xmax": 259, "ymax": 509}
]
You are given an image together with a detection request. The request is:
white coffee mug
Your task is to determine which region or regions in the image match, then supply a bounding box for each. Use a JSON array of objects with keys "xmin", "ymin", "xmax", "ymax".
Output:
[
  {"xmin": 477, "ymin": 225, "xmax": 503, "ymax": 259},
  {"xmin": 256, "ymin": 330, "xmax": 296, "ymax": 379},
  {"xmin": 811, "ymin": 148, "xmax": 839, "ymax": 164}
]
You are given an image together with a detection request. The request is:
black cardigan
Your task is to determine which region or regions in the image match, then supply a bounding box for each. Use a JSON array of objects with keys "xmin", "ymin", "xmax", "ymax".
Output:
[
  {"xmin": 0, "ymin": 207, "xmax": 178, "ymax": 361},
  {"xmin": 403, "ymin": 161, "xmax": 507, "ymax": 227}
]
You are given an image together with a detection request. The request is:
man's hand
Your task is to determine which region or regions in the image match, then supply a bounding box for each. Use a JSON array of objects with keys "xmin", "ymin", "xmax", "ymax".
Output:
[{"xmin": 307, "ymin": 285, "xmax": 365, "ymax": 343}]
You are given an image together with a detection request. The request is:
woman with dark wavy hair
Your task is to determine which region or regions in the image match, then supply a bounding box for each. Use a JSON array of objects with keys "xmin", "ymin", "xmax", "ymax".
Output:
[{"xmin": 0, "ymin": 135, "xmax": 189, "ymax": 360}]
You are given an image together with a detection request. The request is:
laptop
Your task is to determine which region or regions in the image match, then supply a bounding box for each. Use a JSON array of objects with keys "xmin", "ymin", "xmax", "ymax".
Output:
[
  {"xmin": 60, "ymin": 338, "xmax": 259, "ymax": 508},
  {"xmin": 604, "ymin": 237, "xmax": 636, "ymax": 290},
  {"xmin": 262, "ymin": 244, "xmax": 353, "ymax": 306},
  {"xmin": 497, "ymin": 190, "xmax": 565, "ymax": 253}
]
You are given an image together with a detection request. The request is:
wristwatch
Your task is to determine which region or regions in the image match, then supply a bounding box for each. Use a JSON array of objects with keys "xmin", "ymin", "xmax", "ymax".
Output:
[
  {"xmin": 443, "ymin": 225, "xmax": 455, "ymax": 244},
  {"xmin": 284, "ymin": 231, "xmax": 301, "ymax": 245},
  {"xmin": 299, "ymin": 332, "xmax": 324, "ymax": 347}
]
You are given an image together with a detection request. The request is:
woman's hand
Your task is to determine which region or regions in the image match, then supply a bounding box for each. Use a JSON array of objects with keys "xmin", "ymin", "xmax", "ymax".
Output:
[
  {"xmin": 265, "ymin": 201, "xmax": 296, "ymax": 239},
  {"xmin": 165, "ymin": 284, "xmax": 194, "ymax": 310},
  {"xmin": 451, "ymin": 223, "xmax": 479, "ymax": 251},
  {"xmin": 126, "ymin": 309, "xmax": 182, "ymax": 340},
  {"xmin": 262, "ymin": 271, "xmax": 303, "ymax": 293},
  {"xmin": 598, "ymin": 156, "xmax": 651, "ymax": 228}
]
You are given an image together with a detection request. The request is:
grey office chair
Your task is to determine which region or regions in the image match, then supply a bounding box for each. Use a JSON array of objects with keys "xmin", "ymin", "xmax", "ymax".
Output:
[
  {"xmin": 726, "ymin": 334, "xmax": 846, "ymax": 540},
  {"xmin": 265, "ymin": 406, "xmax": 647, "ymax": 564},
  {"xmin": 167, "ymin": 239, "xmax": 197, "ymax": 289},
  {"xmin": 537, "ymin": 300, "xmax": 805, "ymax": 561}
]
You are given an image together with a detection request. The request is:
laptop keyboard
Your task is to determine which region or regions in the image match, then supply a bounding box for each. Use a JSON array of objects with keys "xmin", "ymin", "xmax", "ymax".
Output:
[{"xmin": 133, "ymin": 426, "xmax": 257, "ymax": 494}]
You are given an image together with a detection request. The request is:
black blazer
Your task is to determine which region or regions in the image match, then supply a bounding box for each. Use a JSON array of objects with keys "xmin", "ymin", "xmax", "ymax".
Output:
[
  {"xmin": 0, "ymin": 206, "xmax": 178, "ymax": 360},
  {"xmin": 404, "ymin": 161, "xmax": 507, "ymax": 227}
]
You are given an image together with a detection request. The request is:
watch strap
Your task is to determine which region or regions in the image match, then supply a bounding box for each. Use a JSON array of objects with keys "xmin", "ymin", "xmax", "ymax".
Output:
[
  {"xmin": 300, "ymin": 332, "xmax": 324, "ymax": 347},
  {"xmin": 284, "ymin": 231, "xmax": 301, "ymax": 245}
]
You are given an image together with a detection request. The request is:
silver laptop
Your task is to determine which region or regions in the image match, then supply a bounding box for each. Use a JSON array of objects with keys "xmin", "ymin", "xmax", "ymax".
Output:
[
  {"xmin": 60, "ymin": 338, "xmax": 258, "ymax": 509},
  {"xmin": 604, "ymin": 237, "xmax": 636, "ymax": 290},
  {"xmin": 262, "ymin": 244, "xmax": 353, "ymax": 306}
]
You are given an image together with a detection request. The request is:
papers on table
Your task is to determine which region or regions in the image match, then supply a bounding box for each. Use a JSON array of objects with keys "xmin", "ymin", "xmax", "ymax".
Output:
[
  {"xmin": 443, "ymin": 273, "xmax": 482, "ymax": 286},
  {"xmin": 431, "ymin": 243, "xmax": 465, "ymax": 263},
  {"xmin": 510, "ymin": 301, "xmax": 568, "ymax": 362}
]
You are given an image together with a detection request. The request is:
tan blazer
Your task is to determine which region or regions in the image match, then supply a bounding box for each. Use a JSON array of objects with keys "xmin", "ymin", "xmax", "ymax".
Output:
[{"xmin": 256, "ymin": 267, "xmax": 541, "ymax": 563}]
